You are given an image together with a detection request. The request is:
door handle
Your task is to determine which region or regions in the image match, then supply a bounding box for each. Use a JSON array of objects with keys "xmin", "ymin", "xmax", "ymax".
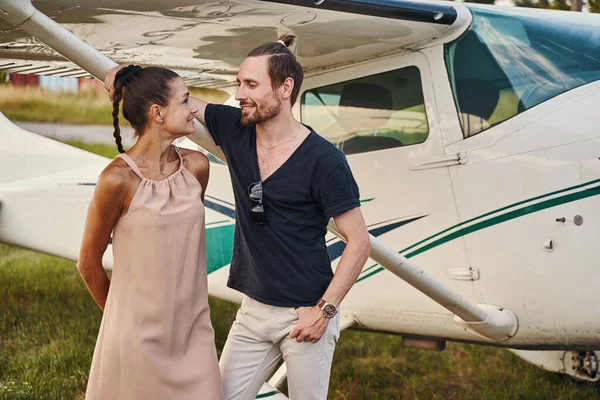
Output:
[{"xmin": 410, "ymin": 153, "xmax": 467, "ymax": 171}]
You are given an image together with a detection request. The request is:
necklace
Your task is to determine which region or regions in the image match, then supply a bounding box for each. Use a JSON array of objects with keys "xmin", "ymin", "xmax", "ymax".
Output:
[
  {"xmin": 138, "ymin": 148, "xmax": 171, "ymax": 176},
  {"xmin": 257, "ymin": 132, "xmax": 300, "ymax": 150}
]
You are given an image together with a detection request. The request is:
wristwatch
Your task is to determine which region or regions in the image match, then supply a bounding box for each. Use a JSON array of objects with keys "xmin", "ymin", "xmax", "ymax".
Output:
[{"xmin": 317, "ymin": 298, "xmax": 338, "ymax": 318}]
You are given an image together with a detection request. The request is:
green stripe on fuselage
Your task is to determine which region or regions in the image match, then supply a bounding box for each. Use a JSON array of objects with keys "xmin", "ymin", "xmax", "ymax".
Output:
[
  {"xmin": 356, "ymin": 182, "xmax": 600, "ymax": 283},
  {"xmin": 255, "ymin": 391, "xmax": 279, "ymax": 398}
]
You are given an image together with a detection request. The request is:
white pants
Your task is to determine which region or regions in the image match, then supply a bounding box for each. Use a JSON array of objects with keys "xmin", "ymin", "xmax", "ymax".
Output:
[{"xmin": 219, "ymin": 296, "xmax": 340, "ymax": 400}]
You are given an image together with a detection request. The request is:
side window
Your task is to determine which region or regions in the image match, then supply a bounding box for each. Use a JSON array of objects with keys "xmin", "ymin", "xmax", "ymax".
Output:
[
  {"xmin": 301, "ymin": 66, "xmax": 429, "ymax": 155},
  {"xmin": 445, "ymin": 6, "xmax": 600, "ymax": 139}
]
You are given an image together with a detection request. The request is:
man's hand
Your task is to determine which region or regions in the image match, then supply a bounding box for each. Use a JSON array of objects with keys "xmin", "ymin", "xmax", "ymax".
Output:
[
  {"xmin": 289, "ymin": 306, "xmax": 330, "ymax": 344},
  {"xmin": 104, "ymin": 64, "xmax": 130, "ymax": 101}
]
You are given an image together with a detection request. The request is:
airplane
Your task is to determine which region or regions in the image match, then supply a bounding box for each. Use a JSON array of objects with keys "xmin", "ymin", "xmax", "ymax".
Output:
[{"xmin": 1, "ymin": 0, "xmax": 600, "ymax": 397}]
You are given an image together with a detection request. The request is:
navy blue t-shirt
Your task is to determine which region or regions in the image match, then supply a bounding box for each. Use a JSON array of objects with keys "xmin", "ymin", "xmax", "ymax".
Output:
[{"xmin": 205, "ymin": 104, "xmax": 360, "ymax": 307}]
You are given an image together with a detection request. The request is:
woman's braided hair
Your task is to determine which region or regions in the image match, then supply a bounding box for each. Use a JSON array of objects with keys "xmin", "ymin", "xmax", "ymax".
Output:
[{"xmin": 111, "ymin": 65, "xmax": 180, "ymax": 153}]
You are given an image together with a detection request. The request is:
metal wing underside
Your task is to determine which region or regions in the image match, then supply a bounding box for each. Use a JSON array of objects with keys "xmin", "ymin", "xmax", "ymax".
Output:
[{"xmin": 0, "ymin": 0, "xmax": 468, "ymax": 88}]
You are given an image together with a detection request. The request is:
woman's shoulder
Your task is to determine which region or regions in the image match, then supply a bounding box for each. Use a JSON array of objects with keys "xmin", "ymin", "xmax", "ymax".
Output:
[
  {"xmin": 178, "ymin": 148, "xmax": 210, "ymax": 189},
  {"xmin": 179, "ymin": 147, "xmax": 210, "ymax": 174},
  {"xmin": 97, "ymin": 156, "xmax": 134, "ymax": 192}
]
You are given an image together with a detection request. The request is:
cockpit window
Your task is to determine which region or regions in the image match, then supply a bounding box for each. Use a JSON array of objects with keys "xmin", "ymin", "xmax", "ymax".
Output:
[
  {"xmin": 445, "ymin": 6, "xmax": 600, "ymax": 138},
  {"xmin": 301, "ymin": 66, "xmax": 429, "ymax": 155}
]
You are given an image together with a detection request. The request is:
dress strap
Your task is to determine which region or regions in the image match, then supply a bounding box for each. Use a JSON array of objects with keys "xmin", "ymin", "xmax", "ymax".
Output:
[{"xmin": 116, "ymin": 153, "xmax": 145, "ymax": 180}]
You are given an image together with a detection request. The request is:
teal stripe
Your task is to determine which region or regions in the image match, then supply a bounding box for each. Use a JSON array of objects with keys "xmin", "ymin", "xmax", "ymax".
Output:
[
  {"xmin": 206, "ymin": 224, "xmax": 235, "ymax": 274},
  {"xmin": 360, "ymin": 198, "xmax": 375, "ymax": 203},
  {"xmin": 256, "ymin": 391, "xmax": 279, "ymax": 399},
  {"xmin": 357, "ymin": 183, "xmax": 600, "ymax": 283}
]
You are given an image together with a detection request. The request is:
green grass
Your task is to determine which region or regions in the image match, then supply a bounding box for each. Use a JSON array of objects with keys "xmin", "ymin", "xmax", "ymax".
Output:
[
  {"xmin": 0, "ymin": 246, "xmax": 100, "ymax": 400},
  {"xmin": 0, "ymin": 244, "xmax": 238, "ymax": 400},
  {"xmin": 2, "ymin": 123, "xmax": 600, "ymax": 399},
  {"xmin": 0, "ymin": 87, "xmax": 113, "ymax": 125},
  {"xmin": 0, "ymin": 86, "xmax": 228, "ymax": 125},
  {"xmin": 329, "ymin": 332, "xmax": 597, "ymax": 399},
  {"xmin": 61, "ymin": 139, "xmax": 119, "ymax": 159},
  {"xmin": 1, "ymin": 243, "xmax": 599, "ymax": 400},
  {"xmin": 19, "ymin": 138, "xmax": 118, "ymax": 165}
]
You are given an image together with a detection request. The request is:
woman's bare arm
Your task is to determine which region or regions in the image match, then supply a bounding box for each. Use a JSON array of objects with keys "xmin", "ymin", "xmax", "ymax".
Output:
[{"xmin": 77, "ymin": 164, "xmax": 127, "ymax": 311}]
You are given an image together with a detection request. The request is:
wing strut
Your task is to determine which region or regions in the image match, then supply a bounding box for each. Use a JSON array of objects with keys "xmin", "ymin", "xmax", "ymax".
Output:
[
  {"xmin": 0, "ymin": 0, "xmax": 226, "ymax": 162},
  {"xmin": 0, "ymin": 0, "xmax": 114, "ymax": 81},
  {"xmin": 328, "ymin": 220, "xmax": 519, "ymax": 341}
]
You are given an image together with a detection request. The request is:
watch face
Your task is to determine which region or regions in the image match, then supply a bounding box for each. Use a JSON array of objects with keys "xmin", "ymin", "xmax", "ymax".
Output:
[{"xmin": 323, "ymin": 303, "xmax": 337, "ymax": 318}]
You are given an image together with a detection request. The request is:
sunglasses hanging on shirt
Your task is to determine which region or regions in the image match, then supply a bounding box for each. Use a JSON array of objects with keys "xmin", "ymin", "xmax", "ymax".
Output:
[{"xmin": 248, "ymin": 181, "xmax": 265, "ymax": 224}]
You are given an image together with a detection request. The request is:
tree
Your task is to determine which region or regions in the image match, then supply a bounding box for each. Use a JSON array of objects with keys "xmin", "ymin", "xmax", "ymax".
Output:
[
  {"xmin": 589, "ymin": 0, "xmax": 600, "ymax": 12},
  {"xmin": 513, "ymin": 0, "xmax": 540, "ymax": 7}
]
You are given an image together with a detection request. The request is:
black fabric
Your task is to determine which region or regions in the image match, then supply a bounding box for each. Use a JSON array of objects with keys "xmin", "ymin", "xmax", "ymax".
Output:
[{"xmin": 204, "ymin": 104, "xmax": 361, "ymax": 307}]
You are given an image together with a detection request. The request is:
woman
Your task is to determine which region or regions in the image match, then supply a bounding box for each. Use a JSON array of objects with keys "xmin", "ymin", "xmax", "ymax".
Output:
[{"xmin": 77, "ymin": 65, "xmax": 223, "ymax": 399}]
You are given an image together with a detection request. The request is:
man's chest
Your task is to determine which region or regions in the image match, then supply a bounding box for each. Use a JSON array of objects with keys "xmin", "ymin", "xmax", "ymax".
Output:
[{"xmin": 256, "ymin": 144, "xmax": 302, "ymax": 182}]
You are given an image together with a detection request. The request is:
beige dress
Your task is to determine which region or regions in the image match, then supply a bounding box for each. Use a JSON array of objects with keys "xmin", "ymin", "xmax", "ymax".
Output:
[{"xmin": 86, "ymin": 146, "xmax": 223, "ymax": 400}]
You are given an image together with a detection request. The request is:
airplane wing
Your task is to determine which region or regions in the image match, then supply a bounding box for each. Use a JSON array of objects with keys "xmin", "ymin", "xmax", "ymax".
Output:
[{"xmin": 0, "ymin": 0, "xmax": 471, "ymax": 88}]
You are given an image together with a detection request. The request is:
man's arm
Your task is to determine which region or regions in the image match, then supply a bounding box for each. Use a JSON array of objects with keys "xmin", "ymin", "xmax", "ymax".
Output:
[
  {"xmin": 290, "ymin": 207, "xmax": 371, "ymax": 343},
  {"xmin": 190, "ymin": 97, "xmax": 209, "ymax": 125},
  {"xmin": 321, "ymin": 207, "xmax": 371, "ymax": 306},
  {"xmin": 189, "ymin": 98, "xmax": 227, "ymax": 162}
]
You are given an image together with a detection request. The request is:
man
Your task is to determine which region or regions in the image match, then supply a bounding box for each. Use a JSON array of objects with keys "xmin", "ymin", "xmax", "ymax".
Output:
[{"xmin": 106, "ymin": 33, "xmax": 371, "ymax": 400}]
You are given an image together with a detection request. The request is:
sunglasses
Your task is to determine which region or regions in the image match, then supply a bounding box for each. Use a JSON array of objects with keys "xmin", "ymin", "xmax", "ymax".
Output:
[{"xmin": 248, "ymin": 181, "xmax": 265, "ymax": 224}]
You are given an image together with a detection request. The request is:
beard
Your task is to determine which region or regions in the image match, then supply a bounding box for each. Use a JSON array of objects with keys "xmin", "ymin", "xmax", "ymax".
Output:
[{"xmin": 240, "ymin": 96, "xmax": 282, "ymax": 127}]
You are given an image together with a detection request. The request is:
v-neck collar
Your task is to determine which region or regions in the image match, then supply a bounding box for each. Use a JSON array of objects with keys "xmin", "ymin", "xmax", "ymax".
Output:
[{"xmin": 252, "ymin": 128, "xmax": 315, "ymax": 184}]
